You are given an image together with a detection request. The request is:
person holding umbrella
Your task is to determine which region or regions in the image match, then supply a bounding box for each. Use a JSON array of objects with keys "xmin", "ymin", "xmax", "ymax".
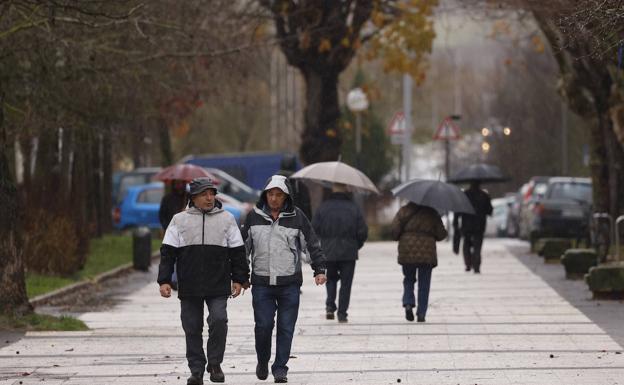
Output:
[
  {"xmin": 456, "ymin": 181, "xmax": 493, "ymax": 273},
  {"xmin": 312, "ymin": 182, "xmax": 368, "ymax": 323},
  {"xmin": 391, "ymin": 179, "xmax": 474, "ymax": 322}
]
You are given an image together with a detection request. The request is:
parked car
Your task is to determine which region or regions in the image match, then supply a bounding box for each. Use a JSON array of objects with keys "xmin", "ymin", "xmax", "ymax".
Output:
[
  {"xmin": 112, "ymin": 167, "xmax": 162, "ymax": 205},
  {"xmin": 204, "ymin": 167, "xmax": 260, "ymax": 203},
  {"xmin": 485, "ymin": 197, "xmax": 513, "ymax": 237},
  {"xmin": 113, "ymin": 182, "xmax": 245, "ymax": 230},
  {"xmin": 505, "ymin": 190, "xmax": 523, "ymax": 238},
  {"xmin": 518, "ymin": 176, "xmax": 552, "ymax": 240},
  {"xmin": 528, "ymin": 177, "xmax": 592, "ymax": 247}
]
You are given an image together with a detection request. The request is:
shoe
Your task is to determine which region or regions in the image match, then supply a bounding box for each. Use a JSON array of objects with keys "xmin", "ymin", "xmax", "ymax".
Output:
[
  {"xmin": 465, "ymin": 266, "xmax": 471, "ymax": 272},
  {"xmin": 325, "ymin": 311, "xmax": 335, "ymax": 320},
  {"xmin": 474, "ymin": 269, "xmax": 480, "ymax": 274},
  {"xmin": 274, "ymin": 374, "xmax": 288, "ymax": 383},
  {"xmin": 256, "ymin": 362, "xmax": 269, "ymax": 380},
  {"xmin": 417, "ymin": 315, "xmax": 426, "ymax": 323},
  {"xmin": 405, "ymin": 306, "xmax": 414, "ymax": 322},
  {"xmin": 338, "ymin": 317, "xmax": 348, "ymax": 323},
  {"xmin": 207, "ymin": 364, "xmax": 224, "ymax": 383},
  {"xmin": 187, "ymin": 373, "xmax": 203, "ymax": 385}
]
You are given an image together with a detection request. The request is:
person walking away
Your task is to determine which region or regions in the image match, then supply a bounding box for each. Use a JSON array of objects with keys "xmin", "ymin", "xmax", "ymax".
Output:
[
  {"xmin": 312, "ymin": 183, "xmax": 367, "ymax": 323},
  {"xmin": 457, "ymin": 181, "xmax": 493, "ymax": 273},
  {"xmin": 158, "ymin": 177, "xmax": 250, "ymax": 384},
  {"xmin": 277, "ymin": 153, "xmax": 312, "ymax": 220},
  {"xmin": 242, "ymin": 174, "xmax": 326, "ymax": 383},
  {"xmin": 392, "ymin": 202, "xmax": 447, "ymax": 323},
  {"xmin": 159, "ymin": 179, "xmax": 188, "ymax": 290}
]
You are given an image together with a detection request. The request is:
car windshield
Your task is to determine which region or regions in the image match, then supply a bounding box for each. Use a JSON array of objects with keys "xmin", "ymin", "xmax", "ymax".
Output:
[
  {"xmin": 137, "ymin": 188, "xmax": 164, "ymax": 203},
  {"xmin": 548, "ymin": 182, "xmax": 592, "ymax": 203}
]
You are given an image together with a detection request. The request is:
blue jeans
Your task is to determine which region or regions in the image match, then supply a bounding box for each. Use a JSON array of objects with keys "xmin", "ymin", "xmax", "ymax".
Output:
[
  {"xmin": 401, "ymin": 264, "xmax": 433, "ymax": 318},
  {"xmin": 252, "ymin": 283, "xmax": 300, "ymax": 377}
]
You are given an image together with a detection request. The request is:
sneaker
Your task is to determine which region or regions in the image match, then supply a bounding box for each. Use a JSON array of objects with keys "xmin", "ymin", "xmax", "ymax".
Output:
[
  {"xmin": 187, "ymin": 373, "xmax": 203, "ymax": 385},
  {"xmin": 405, "ymin": 306, "xmax": 414, "ymax": 322},
  {"xmin": 417, "ymin": 315, "xmax": 426, "ymax": 323},
  {"xmin": 207, "ymin": 364, "xmax": 224, "ymax": 383},
  {"xmin": 256, "ymin": 362, "xmax": 269, "ymax": 380},
  {"xmin": 274, "ymin": 374, "xmax": 288, "ymax": 383},
  {"xmin": 325, "ymin": 311, "xmax": 335, "ymax": 320}
]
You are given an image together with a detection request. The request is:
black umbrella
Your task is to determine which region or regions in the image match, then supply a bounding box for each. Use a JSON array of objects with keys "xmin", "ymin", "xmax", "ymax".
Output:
[
  {"xmin": 448, "ymin": 163, "xmax": 508, "ymax": 184},
  {"xmin": 391, "ymin": 179, "xmax": 475, "ymax": 214}
]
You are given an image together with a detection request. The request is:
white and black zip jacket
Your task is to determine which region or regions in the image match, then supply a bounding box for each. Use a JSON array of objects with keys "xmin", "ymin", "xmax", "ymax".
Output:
[
  {"xmin": 157, "ymin": 201, "xmax": 249, "ymax": 298},
  {"xmin": 242, "ymin": 189, "xmax": 326, "ymax": 287}
]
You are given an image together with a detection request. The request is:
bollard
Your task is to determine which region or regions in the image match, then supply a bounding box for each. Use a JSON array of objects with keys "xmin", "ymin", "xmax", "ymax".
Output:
[{"xmin": 133, "ymin": 226, "xmax": 152, "ymax": 271}]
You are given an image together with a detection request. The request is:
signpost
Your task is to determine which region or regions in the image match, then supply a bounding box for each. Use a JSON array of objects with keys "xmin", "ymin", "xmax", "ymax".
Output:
[{"xmin": 433, "ymin": 116, "xmax": 461, "ymax": 181}]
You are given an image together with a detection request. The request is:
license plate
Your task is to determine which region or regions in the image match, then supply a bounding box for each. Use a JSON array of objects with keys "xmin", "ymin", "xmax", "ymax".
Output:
[{"xmin": 562, "ymin": 209, "xmax": 583, "ymax": 218}]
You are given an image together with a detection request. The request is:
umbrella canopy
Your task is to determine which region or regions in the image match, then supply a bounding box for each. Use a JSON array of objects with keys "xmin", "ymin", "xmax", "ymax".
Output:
[
  {"xmin": 290, "ymin": 161, "xmax": 379, "ymax": 194},
  {"xmin": 448, "ymin": 163, "xmax": 507, "ymax": 184},
  {"xmin": 392, "ymin": 179, "xmax": 475, "ymax": 214},
  {"xmin": 153, "ymin": 164, "xmax": 216, "ymax": 183}
]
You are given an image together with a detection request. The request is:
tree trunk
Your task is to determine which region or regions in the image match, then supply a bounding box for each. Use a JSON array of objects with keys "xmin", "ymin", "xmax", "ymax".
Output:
[
  {"xmin": 0, "ymin": 90, "xmax": 31, "ymax": 316},
  {"xmin": 101, "ymin": 125, "xmax": 113, "ymax": 233},
  {"xmin": 158, "ymin": 117, "xmax": 173, "ymax": 166},
  {"xmin": 299, "ymin": 68, "xmax": 342, "ymax": 165}
]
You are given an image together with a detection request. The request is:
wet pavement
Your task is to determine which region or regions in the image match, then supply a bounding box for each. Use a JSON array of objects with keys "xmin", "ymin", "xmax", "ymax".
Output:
[{"xmin": 1, "ymin": 239, "xmax": 623, "ymax": 384}]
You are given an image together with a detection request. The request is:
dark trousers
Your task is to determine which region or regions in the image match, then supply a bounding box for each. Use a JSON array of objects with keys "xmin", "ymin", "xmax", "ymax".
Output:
[
  {"xmin": 401, "ymin": 264, "xmax": 433, "ymax": 318},
  {"xmin": 463, "ymin": 232, "xmax": 484, "ymax": 271},
  {"xmin": 180, "ymin": 296, "xmax": 228, "ymax": 376},
  {"xmin": 252, "ymin": 283, "xmax": 300, "ymax": 377},
  {"xmin": 325, "ymin": 260, "xmax": 356, "ymax": 319}
]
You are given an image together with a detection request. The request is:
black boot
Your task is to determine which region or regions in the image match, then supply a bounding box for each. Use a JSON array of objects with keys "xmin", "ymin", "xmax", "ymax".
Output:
[
  {"xmin": 256, "ymin": 362, "xmax": 269, "ymax": 380},
  {"xmin": 207, "ymin": 364, "xmax": 224, "ymax": 383},
  {"xmin": 187, "ymin": 373, "xmax": 203, "ymax": 385},
  {"xmin": 404, "ymin": 305, "xmax": 414, "ymax": 322}
]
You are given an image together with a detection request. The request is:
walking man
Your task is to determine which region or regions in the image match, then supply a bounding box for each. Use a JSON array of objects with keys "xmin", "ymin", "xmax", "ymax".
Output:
[
  {"xmin": 457, "ymin": 181, "xmax": 493, "ymax": 273},
  {"xmin": 242, "ymin": 174, "xmax": 326, "ymax": 383},
  {"xmin": 312, "ymin": 183, "xmax": 368, "ymax": 323},
  {"xmin": 158, "ymin": 177, "xmax": 249, "ymax": 384}
]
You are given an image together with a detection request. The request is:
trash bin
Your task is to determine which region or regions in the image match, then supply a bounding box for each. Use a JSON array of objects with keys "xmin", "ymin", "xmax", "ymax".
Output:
[{"xmin": 133, "ymin": 226, "xmax": 151, "ymax": 271}]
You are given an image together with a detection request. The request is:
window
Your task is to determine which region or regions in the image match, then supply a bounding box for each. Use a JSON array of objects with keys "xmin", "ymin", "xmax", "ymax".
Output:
[
  {"xmin": 548, "ymin": 182, "xmax": 592, "ymax": 203},
  {"xmin": 137, "ymin": 188, "xmax": 164, "ymax": 204}
]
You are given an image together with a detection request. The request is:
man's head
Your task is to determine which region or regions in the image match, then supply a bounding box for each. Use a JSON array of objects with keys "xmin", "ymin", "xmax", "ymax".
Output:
[
  {"xmin": 172, "ymin": 179, "xmax": 186, "ymax": 194},
  {"xmin": 189, "ymin": 177, "xmax": 218, "ymax": 211},
  {"xmin": 470, "ymin": 180, "xmax": 481, "ymax": 190},
  {"xmin": 263, "ymin": 175, "xmax": 290, "ymax": 212},
  {"xmin": 332, "ymin": 183, "xmax": 348, "ymax": 193}
]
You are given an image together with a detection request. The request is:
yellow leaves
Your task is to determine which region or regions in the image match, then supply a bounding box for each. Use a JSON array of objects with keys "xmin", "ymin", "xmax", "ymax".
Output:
[
  {"xmin": 299, "ymin": 31, "xmax": 311, "ymax": 50},
  {"xmin": 531, "ymin": 35, "xmax": 545, "ymax": 53},
  {"xmin": 172, "ymin": 119, "xmax": 190, "ymax": 138},
  {"xmin": 341, "ymin": 37, "xmax": 350, "ymax": 48},
  {"xmin": 325, "ymin": 128, "xmax": 337, "ymax": 138},
  {"xmin": 365, "ymin": 0, "xmax": 437, "ymax": 77},
  {"xmin": 318, "ymin": 38, "xmax": 331, "ymax": 53}
]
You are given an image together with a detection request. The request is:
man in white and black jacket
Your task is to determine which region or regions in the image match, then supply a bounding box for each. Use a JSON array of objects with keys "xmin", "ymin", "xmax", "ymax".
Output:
[
  {"xmin": 158, "ymin": 177, "xmax": 249, "ymax": 385},
  {"xmin": 242, "ymin": 174, "xmax": 326, "ymax": 383}
]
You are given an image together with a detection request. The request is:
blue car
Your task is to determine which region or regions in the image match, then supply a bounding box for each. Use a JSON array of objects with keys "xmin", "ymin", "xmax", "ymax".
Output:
[{"xmin": 113, "ymin": 182, "xmax": 242, "ymax": 230}]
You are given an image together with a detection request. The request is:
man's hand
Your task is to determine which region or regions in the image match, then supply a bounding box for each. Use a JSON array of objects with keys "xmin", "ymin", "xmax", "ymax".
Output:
[
  {"xmin": 231, "ymin": 282, "xmax": 242, "ymax": 298},
  {"xmin": 315, "ymin": 274, "xmax": 327, "ymax": 286},
  {"xmin": 159, "ymin": 283, "xmax": 172, "ymax": 298},
  {"xmin": 241, "ymin": 281, "xmax": 251, "ymax": 295}
]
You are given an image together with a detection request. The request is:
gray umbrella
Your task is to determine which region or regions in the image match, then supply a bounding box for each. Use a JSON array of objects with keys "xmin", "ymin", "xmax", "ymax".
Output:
[
  {"xmin": 391, "ymin": 179, "xmax": 475, "ymax": 214},
  {"xmin": 448, "ymin": 163, "xmax": 508, "ymax": 184},
  {"xmin": 290, "ymin": 161, "xmax": 379, "ymax": 194}
]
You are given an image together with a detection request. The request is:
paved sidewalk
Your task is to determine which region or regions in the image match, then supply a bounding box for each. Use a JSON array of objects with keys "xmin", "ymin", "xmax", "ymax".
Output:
[{"xmin": 2, "ymin": 239, "xmax": 624, "ymax": 384}]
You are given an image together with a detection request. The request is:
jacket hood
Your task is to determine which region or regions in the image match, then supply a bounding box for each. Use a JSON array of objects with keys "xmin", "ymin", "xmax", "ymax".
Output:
[{"xmin": 257, "ymin": 175, "xmax": 294, "ymax": 213}]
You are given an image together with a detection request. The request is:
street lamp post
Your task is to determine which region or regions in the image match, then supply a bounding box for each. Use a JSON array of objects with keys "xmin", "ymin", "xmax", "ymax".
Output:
[{"xmin": 346, "ymin": 88, "xmax": 369, "ymax": 166}]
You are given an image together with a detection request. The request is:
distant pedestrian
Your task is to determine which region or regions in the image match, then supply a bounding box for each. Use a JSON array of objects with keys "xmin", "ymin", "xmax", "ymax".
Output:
[
  {"xmin": 456, "ymin": 181, "xmax": 493, "ymax": 273},
  {"xmin": 158, "ymin": 179, "xmax": 187, "ymax": 291},
  {"xmin": 242, "ymin": 174, "xmax": 326, "ymax": 383},
  {"xmin": 157, "ymin": 177, "xmax": 249, "ymax": 385},
  {"xmin": 158, "ymin": 179, "xmax": 188, "ymax": 230},
  {"xmin": 312, "ymin": 183, "xmax": 368, "ymax": 323},
  {"xmin": 392, "ymin": 202, "xmax": 447, "ymax": 323},
  {"xmin": 277, "ymin": 153, "xmax": 312, "ymax": 220}
]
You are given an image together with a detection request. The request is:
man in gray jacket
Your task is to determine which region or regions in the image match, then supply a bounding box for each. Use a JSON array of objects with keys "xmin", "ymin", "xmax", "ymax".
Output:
[
  {"xmin": 242, "ymin": 174, "xmax": 326, "ymax": 383},
  {"xmin": 158, "ymin": 177, "xmax": 249, "ymax": 385}
]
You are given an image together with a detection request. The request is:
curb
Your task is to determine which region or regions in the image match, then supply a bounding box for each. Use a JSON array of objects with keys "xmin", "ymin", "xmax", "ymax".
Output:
[{"xmin": 29, "ymin": 252, "xmax": 160, "ymax": 308}]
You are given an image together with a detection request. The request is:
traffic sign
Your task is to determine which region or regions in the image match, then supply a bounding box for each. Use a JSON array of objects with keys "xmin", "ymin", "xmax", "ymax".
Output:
[
  {"xmin": 387, "ymin": 111, "xmax": 405, "ymax": 145},
  {"xmin": 433, "ymin": 116, "xmax": 461, "ymax": 140}
]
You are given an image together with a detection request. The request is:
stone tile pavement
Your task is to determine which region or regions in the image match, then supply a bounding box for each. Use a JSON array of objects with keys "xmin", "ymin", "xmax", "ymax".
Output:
[{"xmin": 1, "ymin": 239, "xmax": 623, "ymax": 384}]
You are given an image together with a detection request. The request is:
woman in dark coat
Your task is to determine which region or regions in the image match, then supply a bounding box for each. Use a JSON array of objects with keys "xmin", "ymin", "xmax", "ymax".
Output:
[{"xmin": 391, "ymin": 202, "xmax": 447, "ymax": 322}]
